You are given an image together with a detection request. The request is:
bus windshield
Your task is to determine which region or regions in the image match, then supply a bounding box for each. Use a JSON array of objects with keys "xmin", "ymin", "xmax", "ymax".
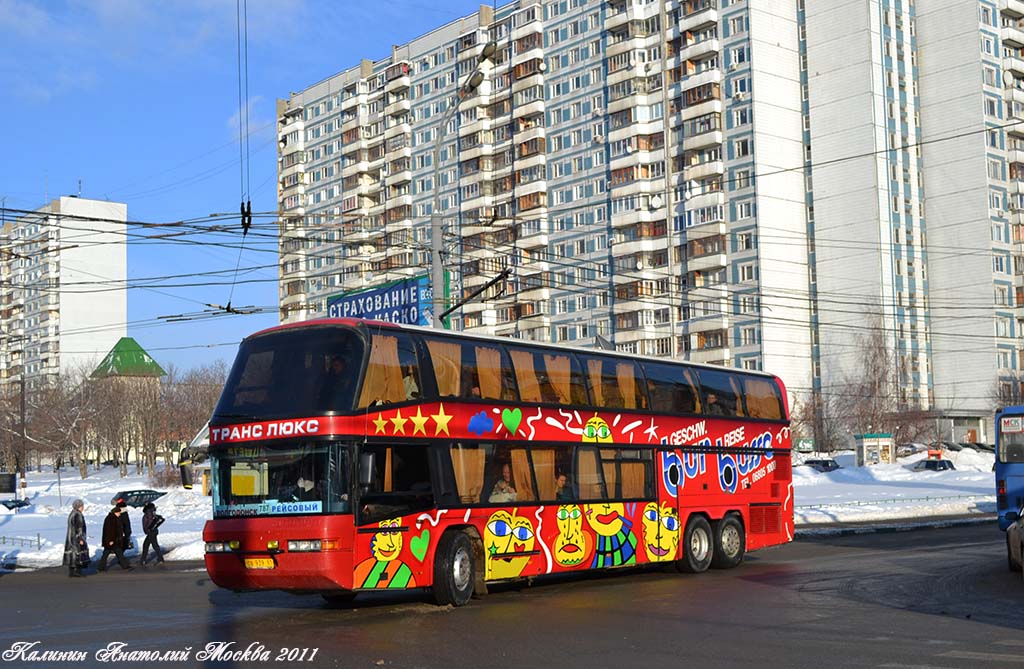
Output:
[
  {"xmin": 215, "ymin": 327, "xmax": 365, "ymax": 418},
  {"xmin": 999, "ymin": 417, "xmax": 1024, "ymax": 463},
  {"xmin": 212, "ymin": 441, "xmax": 351, "ymax": 518}
]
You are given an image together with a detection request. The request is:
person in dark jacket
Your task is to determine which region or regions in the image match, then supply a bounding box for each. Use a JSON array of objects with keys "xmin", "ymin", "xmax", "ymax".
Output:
[
  {"xmin": 141, "ymin": 502, "xmax": 165, "ymax": 566},
  {"xmin": 98, "ymin": 506, "xmax": 132, "ymax": 571},
  {"xmin": 115, "ymin": 498, "xmax": 133, "ymax": 551},
  {"xmin": 62, "ymin": 499, "xmax": 88, "ymax": 577}
]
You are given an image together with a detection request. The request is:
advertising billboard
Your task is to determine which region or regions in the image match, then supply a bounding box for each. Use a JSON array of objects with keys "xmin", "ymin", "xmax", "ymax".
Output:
[{"xmin": 326, "ymin": 275, "xmax": 437, "ymax": 327}]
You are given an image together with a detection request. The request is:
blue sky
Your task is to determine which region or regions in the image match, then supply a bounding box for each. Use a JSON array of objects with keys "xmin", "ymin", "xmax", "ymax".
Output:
[{"xmin": 0, "ymin": 0, "xmax": 484, "ymax": 371}]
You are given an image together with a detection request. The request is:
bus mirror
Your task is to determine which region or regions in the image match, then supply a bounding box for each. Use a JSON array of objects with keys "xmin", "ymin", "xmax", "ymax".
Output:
[
  {"xmin": 358, "ymin": 451, "xmax": 376, "ymax": 490},
  {"xmin": 179, "ymin": 459, "xmax": 194, "ymax": 490},
  {"xmin": 1008, "ymin": 511, "xmax": 1020, "ymax": 523}
]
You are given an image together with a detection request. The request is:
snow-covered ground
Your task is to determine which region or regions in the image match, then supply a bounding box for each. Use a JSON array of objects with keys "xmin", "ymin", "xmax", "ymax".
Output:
[{"xmin": 0, "ymin": 449, "xmax": 998, "ymax": 571}]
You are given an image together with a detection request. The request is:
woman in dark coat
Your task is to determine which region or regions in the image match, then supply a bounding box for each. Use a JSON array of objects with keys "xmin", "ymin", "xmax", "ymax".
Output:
[
  {"xmin": 141, "ymin": 502, "xmax": 165, "ymax": 566},
  {"xmin": 62, "ymin": 499, "xmax": 88, "ymax": 577},
  {"xmin": 98, "ymin": 506, "xmax": 131, "ymax": 571}
]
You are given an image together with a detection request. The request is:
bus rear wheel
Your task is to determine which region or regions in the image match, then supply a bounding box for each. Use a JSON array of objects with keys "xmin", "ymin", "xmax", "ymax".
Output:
[
  {"xmin": 711, "ymin": 515, "xmax": 745, "ymax": 569},
  {"xmin": 676, "ymin": 515, "xmax": 713, "ymax": 573},
  {"xmin": 1008, "ymin": 534, "xmax": 1022, "ymax": 572},
  {"xmin": 433, "ymin": 531, "xmax": 475, "ymax": 607}
]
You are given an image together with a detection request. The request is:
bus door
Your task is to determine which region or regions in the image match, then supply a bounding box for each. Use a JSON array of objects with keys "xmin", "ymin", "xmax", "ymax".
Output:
[{"xmin": 654, "ymin": 447, "xmax": 686, "ymax": 563}]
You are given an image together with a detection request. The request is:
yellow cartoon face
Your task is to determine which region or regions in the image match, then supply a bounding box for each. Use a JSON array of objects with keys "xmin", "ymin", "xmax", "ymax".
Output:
[
  {"xmin": 371, "ymin": 518, "xmax": 403, "ymax": 562},
  {"xmin": 484, "ymin": 509, "xmax": 536, "ymax": 580},
  {"xmin": 554, "ymin": 504, "xmax": 593, "ymax": 567},
  {"xmin": 641, "ymin": 502, "xmax": 680, "ymax": 562},
  {"xmin": 582, "ymin": 415, "xmax": 612, "ymax": 443},
  {"xmin": 584, "ymin": 502, "xmax": 626, "ymax": 536}
]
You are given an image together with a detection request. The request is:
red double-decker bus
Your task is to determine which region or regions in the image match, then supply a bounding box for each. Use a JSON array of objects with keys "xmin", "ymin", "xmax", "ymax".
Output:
[{"xmin": 202, "ymin": 318, "xmax": 792, "ymax": 605}]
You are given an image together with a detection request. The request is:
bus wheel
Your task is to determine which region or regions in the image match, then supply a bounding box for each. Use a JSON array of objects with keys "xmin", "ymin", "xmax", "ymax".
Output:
[
  {"xmin": 711, "ymin": 515, "xmax": 745, "ymax": 569},
  {"xmin": 433, "ymin": 531, "xmax": 475, "ymax": 607},
  {"xmin": 676, "ymin": 515, "xmax": 713, "ymax": 573}
]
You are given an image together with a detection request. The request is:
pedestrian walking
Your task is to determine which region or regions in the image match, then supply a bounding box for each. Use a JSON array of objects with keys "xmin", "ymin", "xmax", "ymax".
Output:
[
  {"xmin": 115, "ymin": 498, "xmax": 134, "ymax": 551},
  {"xmin": 62, "ymin": 499, "xmax": 89, "ymax": 578},
  {"xmin": 97, "ymin": 506, "xmax": 132, "ymax": 571},
  {"xmin": 141, "ymin": 501, "xmax": 165, "ymax": 566}
]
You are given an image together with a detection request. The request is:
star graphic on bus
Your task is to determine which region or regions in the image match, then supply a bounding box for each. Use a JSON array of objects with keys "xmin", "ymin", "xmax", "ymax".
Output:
[
  {"xmin": 372, "ymin": 413, "xmax": 388, "ymax": 435},
  {"xmin": 432, "ymin": 404, "xmax": 453, "ymax": 435},
  {"xmin": 390, "ymin": 410, "xmax": 408, "ymax": 435},
  {"xmin": 410, "ymin": 408, "xmax": 429, "ymax": 436}
]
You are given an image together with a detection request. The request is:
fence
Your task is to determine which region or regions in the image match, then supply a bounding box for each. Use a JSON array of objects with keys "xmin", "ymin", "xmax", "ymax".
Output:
[
  {"xmin": 0, "ymin": 534, "xmax": 43, "ymax": 549},
  {"xmin": 795, "ymin": 493, "xmax": 993, "ymax": 510}
]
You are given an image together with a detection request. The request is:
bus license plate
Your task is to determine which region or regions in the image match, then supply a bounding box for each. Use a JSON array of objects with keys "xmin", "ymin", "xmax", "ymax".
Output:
[{"xmin": 244, "ymin": 558, "xmax": 275, "ymax": 570}]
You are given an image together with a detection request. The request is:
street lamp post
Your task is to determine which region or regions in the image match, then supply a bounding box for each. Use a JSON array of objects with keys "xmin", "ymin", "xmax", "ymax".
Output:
[{"xmin": 430, "ymin": 41, "xmax": 496, "ymax": 329}]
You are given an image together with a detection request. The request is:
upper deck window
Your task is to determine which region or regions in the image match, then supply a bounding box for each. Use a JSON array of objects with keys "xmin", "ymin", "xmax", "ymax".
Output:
[{"xmin": 215, "ymin": 327, "xmax": 365, "ymax": 418}]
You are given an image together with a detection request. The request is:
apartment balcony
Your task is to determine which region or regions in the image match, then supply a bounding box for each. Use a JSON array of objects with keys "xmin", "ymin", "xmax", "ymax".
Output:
[
  {"xmin": 386, "ymin": 75, "xmax": 411, "ymax": 94},
  {"xmin": 341, "ymin": 114, "xmax": 364, "ymax": 133},
  {"xmin": 610, "ymin": 238, "xmax": 661, "ymax": 258},
  {"xmin": 514, "ymin": 99, "xmax": 545, "ymax": 118},
  {"xmin": 1005, "ymin": 54, "xmax": 1024, "ymax": 77},
  {"xmin": 683, "ymin": 160, "xmax": 724, "ymax": 181},
  {"xmin": 510, "ymin": 17, "xmax": 543, "ymax": 42},
  {"xmin": 687, "ymin": 346, "xmax": 730, "ymax": 366},
  {"xmin": 1005, "ymin": 24, "xmax": 1024, "ymax": 48},
  {"xmin": 341, "ymin": 158, "xmax": 369, "ymax": 178},
  {"xmin": 459, "ymin": 115, "xmax": 488, "ymax": 137},
  {"xmin": 341, "ymin": 92, "xmax": 365, "ymax": 111},
  {"xmin": 606, "ymin": 37, "xmax": 641, "ymax": 60},
  {"xmin": 686, "ymin": 252, "xmax": 727, "ymax": 273},
  {"xmin": 682, "ymin": 68, "xmax": 722, "ymax": 90},
  {"xmin": 1011, "ymin": 179, "xmax": 1024, "ymax": 198},
  {"xmin": 679, "ymin": 38, "xmax": 720, "ymax": 63},
  {"xmin": 511, "ymin": 46, "xmax": 545, "ymax": 67},
  {"xmin": 384, "ymin": 122, "xmax": 411, "ymax": 141},
  {"xmin": 682, "ymin": 128, "xmax": 723, "ymax": 151},
  {"xmin": 684, "ymin": 219, "xmax": 726, "ymax": 240},
  {"xmin": 385, "ymin": 169, "xmax": 412, "ymax": 186},
  {"xmin": 687, "ymin": 190, "xmax": 724, "ymax": 211},
  {"xmin": 682, "ymin": 98, "xmax": 722, "ymax": 122},
  {"xmin": 679, "ymin": 1, "xmax": 719, "ymax": 33},
  {"xmin": 604, "ymin": 4, "xmax": 631, "ymax": 30},
  {"xmin": 384, "ymin": 98, "xmax": 411, "ymax": 117},
  {"xmin": 512, "ymin": 72, "xmax": 546, "ymax": 95},
  {"xmin": 1004, "ymin": 0, "xmax": 1024, "ymax": 18},
  {"xmin": 1005, "ymin": 86, "xmax": 1024, "ymax": 109}
]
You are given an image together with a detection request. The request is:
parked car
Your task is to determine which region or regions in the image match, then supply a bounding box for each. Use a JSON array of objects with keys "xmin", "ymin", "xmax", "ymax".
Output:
[
  {"xmin": 110, "ymin": 490, "xmax": 165, "ymax": 508},
  {"xmin": 971, "ymin": 442, "xmax": 995, "ymax": 453},
  {"xmin": 0, "ymin": 498, "xmax": 30, "ymax": 511},
  {"xmin": 897, "ymin": 443, "xmax": 927, "ymax": 457},
  {"xmin": 801, "ymin": 458, "xmax": 841, "ymax": 473},
  {"xmin": 911, "ymin": 459, "xmax": 956, "ymax": 472},
  {"xmin": 1006, "ymin": 507, "xmax": 1024, "ymax": 572}
]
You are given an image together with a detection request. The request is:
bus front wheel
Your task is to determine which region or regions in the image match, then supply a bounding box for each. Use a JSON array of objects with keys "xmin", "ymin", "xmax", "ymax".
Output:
[
  {"xmin": 711, "ymin": 515, "xmax": 745, "ymax": 569},
  {"xmin": 1007, "ymin": 534, "xmax": 1022, "ymax": 572},
  {"xmin": 676, "ymin": 515, "xmax": 713, "ymax": 573},
  {"xmin": 433, "ymin": 531, "xmax": 475, "ymax": 607}
]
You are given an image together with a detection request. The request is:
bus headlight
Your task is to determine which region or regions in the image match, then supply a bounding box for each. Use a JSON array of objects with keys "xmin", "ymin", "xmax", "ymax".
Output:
[
  {"xmin": 287, "ymin": 540, "xmax": 322, "ymax": 552},
  {"xmin": 205, "ymin": 542, "xmax": 230, "ymax": 553}
]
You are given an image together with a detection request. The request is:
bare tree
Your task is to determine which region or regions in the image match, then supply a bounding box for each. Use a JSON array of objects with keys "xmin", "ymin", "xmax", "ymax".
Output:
[{"xmin": 25, "ymin": 367, "xmax": 97, "ymax": 478}]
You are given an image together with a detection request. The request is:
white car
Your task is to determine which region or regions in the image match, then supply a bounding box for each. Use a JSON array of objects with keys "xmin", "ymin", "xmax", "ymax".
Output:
[{"xmin": 1007, "ymin": 508, "xmax": 1024, "ymax": 573}]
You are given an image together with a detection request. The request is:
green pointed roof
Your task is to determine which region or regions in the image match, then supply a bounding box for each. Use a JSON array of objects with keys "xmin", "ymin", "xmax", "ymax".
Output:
[{"xmin": 91, "ymin": 337, "xmax": 167, "ymax": 378}]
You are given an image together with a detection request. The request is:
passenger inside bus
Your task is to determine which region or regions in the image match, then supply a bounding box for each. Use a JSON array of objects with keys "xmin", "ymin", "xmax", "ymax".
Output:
[
  {"xmin": 489, "ymin": 463, "xmax": 517, "ymax": 503},
  {"xmin": 705, "ymin": 392, "xmax": 729, "ymax": 416},
  {"xmin": 318, "ymin": 355, "xmax": 354, "ymax": 409},
  {"xmin": 555, "ymin": 471, "xmax": 573, "ymax": 501},
  {"xmin": 402, "ymin": 364, "xmax": 420, "ymax": 400}
]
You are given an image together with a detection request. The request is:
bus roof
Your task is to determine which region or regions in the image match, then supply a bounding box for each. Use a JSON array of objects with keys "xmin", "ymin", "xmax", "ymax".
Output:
[{"xmin": 244, "ymin": 318, "xmax": 783, "ymax": 382}]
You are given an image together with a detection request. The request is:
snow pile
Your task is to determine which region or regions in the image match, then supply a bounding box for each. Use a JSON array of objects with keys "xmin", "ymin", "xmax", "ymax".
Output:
[
  {"xmin": 793, "ymin": 450, "xmax": 995, "ymax": 524},
  {"xmin": 0, "ymin": 449, "xmax": 999, "ymax": 571}
]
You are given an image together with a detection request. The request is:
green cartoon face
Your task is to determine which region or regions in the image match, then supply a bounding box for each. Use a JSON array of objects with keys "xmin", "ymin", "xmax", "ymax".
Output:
[{"xmin": 582, "ymin": 415, "xmax": 613, "ymax": 443}]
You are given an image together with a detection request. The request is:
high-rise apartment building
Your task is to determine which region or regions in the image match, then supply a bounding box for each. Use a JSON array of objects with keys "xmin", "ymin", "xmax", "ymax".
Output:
[
  {"xmin": 277, "ymin": 0, "xmax": 812, "ymax": 406},
  {"xmin": 0, "ymin": 197, "xmax": 128, "ymax": 392},
  {"xmin": 277, "ymin": 0, "xmax": 1024, "ymax": 439}
]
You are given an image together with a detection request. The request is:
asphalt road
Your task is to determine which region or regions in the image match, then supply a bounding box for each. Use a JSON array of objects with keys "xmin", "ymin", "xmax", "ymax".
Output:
[{"xmin": 1, "ymin": 524, "xmax": 1021, "ymax": 668}]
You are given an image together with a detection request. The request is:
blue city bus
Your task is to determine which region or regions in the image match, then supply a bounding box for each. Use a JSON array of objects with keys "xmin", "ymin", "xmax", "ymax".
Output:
[{"xmin": 996, "ymin": 406, "xmax": 1024, "ymax": 530}]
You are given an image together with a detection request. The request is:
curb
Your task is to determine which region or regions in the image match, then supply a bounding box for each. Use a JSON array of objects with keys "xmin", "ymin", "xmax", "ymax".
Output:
[{"xmin": 795, "ymin": 514, "xmax": 996, "ymax": 537}]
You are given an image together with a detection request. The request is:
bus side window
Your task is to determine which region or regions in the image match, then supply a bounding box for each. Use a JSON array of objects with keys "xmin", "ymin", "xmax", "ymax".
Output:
[
  {"xmin": 451, "ymin": 443, "xmax": 485, "ymax": 503},
  {"xmin": 426, "ymin": 338, "xmax": 461, "ymax": 397},
  {"xmin": 744, "ymin": 378, "xmax": 783, "ymax": 419}
]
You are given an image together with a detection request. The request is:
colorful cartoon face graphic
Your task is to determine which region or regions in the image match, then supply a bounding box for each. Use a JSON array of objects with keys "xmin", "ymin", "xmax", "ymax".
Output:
[
  {"xmin": 554, "ymin": 504, "xmax": 593, "ymax": 567},
  {"xmin": 584, "ymin": 502, "xmax": 626, "ymax": 536},
  {"xmin": 354, "ymin": 517, "xmax": 416, "ymax": 589},
  {"xmin": 582, "ymin": 414, "xmax": 612, "ymax": 443},
  {"xmin": 585, "ymin": 502, "xmax": 637, "ymax": 568},
  {"xmin": 641, "ymin": 502, "xmax": 681, "ymax": 562},
  {"xmin": 484, "ymin": 509, "xmax": 536, "ymax": 580},
  {"xmin": 371, "ymin": 518, "xmax": 403, "ymax": 562}
]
